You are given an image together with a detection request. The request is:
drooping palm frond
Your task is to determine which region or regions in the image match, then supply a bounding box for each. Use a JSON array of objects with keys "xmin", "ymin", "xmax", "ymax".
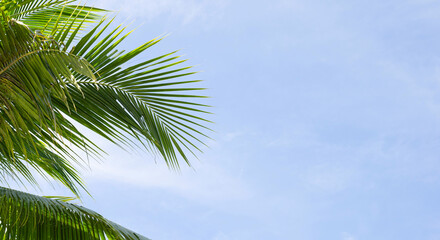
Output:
[
  {"xmin": 0, "ymin": 8, "xmax": 100, "ymax": 194},
  {"xmin": 2, "ymin": 0, "xmax": 211, "ymax": 179},
  {"xmin": 0, "ymin": 186, "xmax": 150, "ymax": 240},
  {"xmin": 62, "ymin": 17, "xmax": 212, "ymax": 169},
  {"xmin": 0, "ymin": 0, "xmax": 211, "ymax": 238}
]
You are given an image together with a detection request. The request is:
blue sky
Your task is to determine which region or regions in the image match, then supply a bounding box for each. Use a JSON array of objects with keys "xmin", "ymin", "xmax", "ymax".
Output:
[{"xmin": 18, "ymin": 0, "xmax": 440, "ymax": 239}]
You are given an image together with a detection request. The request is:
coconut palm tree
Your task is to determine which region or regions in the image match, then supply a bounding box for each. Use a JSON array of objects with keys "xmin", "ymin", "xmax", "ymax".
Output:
[{"xmin": 0, "ymin": 0, "xmax": 210, "ymax": 238}]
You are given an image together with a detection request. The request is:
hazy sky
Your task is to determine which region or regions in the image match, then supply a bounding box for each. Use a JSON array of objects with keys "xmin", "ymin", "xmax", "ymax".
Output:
[{"xmin": 20, "ymin": 0, "xmax": 440, "ymax": 239}]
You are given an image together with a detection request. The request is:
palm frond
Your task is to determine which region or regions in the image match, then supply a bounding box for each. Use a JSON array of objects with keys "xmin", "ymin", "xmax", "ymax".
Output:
[
  {"xmin": 0, "ymin": 11, "xmax": 99, "ymax": 194},
  {"xmin": 4, "ymin": 0, "xmax": 105, "ymax": 35},
  {"xmin": 0, "ymin": 0, "xmax": 210, "ymax": 238},
  {"xmin": 61, "ymin": 18, "xmax": 212, "ymax": 169},
  {"xmin": 0, "ymin": 186, "xmax": 150, "ymax": 240}
]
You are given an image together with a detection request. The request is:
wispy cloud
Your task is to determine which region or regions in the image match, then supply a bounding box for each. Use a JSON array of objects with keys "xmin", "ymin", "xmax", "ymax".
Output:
[
  {"xmin": 212, "ymin": 232, "xmax": 230, "ymax": 240},
  {"xmin": 301, "ymin": 164, "xmax": 359, "ymax": 193},
  {"xmin": 90, "ymin": 0, "xmax": 228, "ymax": 24},
  {"xmin": 342, "ymin": 232, "xmax": 356, "ymax": 240},
  {"xmin": 85, "ymin": 153, "xmax": 252, "ymax": 204}
]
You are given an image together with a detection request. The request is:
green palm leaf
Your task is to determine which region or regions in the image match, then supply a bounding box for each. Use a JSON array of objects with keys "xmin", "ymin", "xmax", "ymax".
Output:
[
  {"xmin": 0, "ymin": 0, "xmax": 211, "ymax": 238},
  {"xmin": 0, "ymin": 186, "xmax": 150, "ymax": 240},
  {"xmin": 63, "ymin": 18, "xmax": 212, "ymax": 168}
]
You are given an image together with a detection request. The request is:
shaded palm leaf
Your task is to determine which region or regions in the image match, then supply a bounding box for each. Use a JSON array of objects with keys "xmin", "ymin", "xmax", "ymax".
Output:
[{"xmin": 0, "ymin": 186, "xmax": 150, "ymax": 240}]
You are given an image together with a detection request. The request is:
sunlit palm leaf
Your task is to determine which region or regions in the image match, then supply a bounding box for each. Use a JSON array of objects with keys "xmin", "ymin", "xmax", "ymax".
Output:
[
  {"xmin": 63, "ymin": 18, "xmax": 212, "ymax": 168},
  {"xmin": 7, "ymin": 0, "xmax": 105, "ymax": 34},
  {"xmin": 0, "ymin": 10, "xmax": 99, "ymax": 193},
  {"xmin": 0, "ymin": 0, "xmax": 211, "ymax": 238}
]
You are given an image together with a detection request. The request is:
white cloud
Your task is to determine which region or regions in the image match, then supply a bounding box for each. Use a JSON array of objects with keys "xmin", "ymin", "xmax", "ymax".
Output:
[
  {"xmin": 89, "ymin": 0, "xmax": 228, "ymax": 24},
  {"xmin": 212, "ymin": 232, "xmax": 230, "ymax": 240},
  {"xmin": 302, "ymin": 164, "xmax": 359, "ymax": 193},
  {"xmin": 342, "ymin": 232, "xmax": 356, "ymax": 240},
  {"xmin": 223, "ymin": 131, "xmax": 244, "ymax": 142},
  {"xmin": 84, "ymin": 152, "xmax": 252, "ymax": 203}
]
